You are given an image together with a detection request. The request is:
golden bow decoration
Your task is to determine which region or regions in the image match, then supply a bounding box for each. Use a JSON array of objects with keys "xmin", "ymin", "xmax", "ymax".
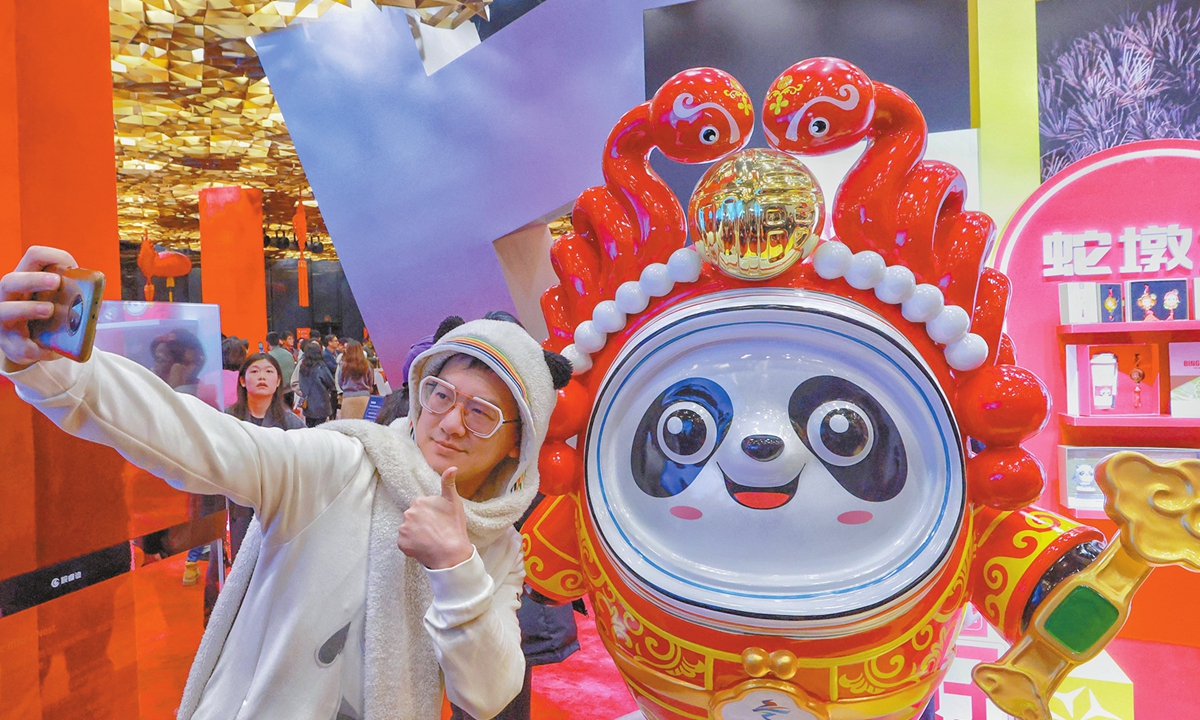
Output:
[{"xmin": 973, "ymin": 451, "xmax": 1200, "ymax": 719}]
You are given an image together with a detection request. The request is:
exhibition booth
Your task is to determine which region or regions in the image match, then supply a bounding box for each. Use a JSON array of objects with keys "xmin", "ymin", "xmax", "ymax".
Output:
[{"xmin": 1, "ymin": 1, "xmax": 1198, "ymax": 719}]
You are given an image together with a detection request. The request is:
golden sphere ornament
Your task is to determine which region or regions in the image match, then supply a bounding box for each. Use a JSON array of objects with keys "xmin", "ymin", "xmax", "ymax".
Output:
[{"xmin": 688, "ymin": 148, "xmax": 824, "ymax": 280}]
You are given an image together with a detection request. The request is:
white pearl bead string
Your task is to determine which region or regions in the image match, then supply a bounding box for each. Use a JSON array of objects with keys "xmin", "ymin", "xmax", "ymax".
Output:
[
  {"xmin": 813, "ymin": 241, "xmax": 989, "ymax": 371},
  {"xmin": 559, "ymin": 241, "xmax": 989, "ymax": 375}
]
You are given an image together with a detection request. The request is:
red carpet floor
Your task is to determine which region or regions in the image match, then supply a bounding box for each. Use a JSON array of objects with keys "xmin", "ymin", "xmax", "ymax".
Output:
[{"xmin": 529, "ymin": 598, "xmax": 638, "ymax": 720}]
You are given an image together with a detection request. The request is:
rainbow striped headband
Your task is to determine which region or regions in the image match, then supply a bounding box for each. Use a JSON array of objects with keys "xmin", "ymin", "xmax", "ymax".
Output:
[{"xmin": 438, "ymin": 337, "xmax": 529, "ymax": 404}]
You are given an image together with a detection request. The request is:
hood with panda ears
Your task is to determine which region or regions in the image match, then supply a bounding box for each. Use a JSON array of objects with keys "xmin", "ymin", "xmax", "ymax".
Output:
[{"xmin": 406, "ymin": 318, "xmax": 561, "ymax": 496}]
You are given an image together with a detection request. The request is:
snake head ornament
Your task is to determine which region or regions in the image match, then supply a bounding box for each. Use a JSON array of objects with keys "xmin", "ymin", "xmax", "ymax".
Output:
[
  {"xmin": 540, "ymin": 67, "xmax": 755, "ymax": 351},
  {"xmin": 760, "ymin": 57, "xmax": 875, "ymax": 154},
  {"xmin": 649, "ymin": 68, "xmax": 755, "ymax": 164}
]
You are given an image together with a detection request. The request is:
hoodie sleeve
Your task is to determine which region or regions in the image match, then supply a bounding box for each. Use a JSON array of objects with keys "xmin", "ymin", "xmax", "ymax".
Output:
[
  {"xmin": 1, "ymin": 351, "xmax": 370, "ymax": 541},
  {"xmin": 423, "ymin": 529, "xmax": 526, "ymax": 719}
]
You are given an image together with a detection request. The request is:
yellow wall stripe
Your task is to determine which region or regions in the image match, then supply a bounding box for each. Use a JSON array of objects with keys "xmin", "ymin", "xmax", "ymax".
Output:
[{"xmin": 971, "ymin": 0, "xmax": 1044, "ymax": 246}]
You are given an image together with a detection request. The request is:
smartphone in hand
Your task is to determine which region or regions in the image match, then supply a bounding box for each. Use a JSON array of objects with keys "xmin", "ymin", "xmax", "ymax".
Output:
[{"xmin": 28, "ymin": 268, "xmax": 105, "ymax": 362}]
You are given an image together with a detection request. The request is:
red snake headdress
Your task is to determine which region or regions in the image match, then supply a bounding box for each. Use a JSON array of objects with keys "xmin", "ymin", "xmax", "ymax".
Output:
[{"xmin": 537, "ymin": 58, "xmax": 1050, "ymax": 513}]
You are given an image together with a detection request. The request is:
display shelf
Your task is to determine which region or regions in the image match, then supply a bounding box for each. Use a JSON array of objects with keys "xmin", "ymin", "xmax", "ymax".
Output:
[
  {"xmin": 1059, "ymin": 413, "xmax": 1200, "ymax": 428},
  {"xmin": 1058, "ymin": 320, "xmax": 1200, "ymax": 337},
  {"xmin": 1058, "ymin": 413, "xmax": 1200, "ymax": 449}
]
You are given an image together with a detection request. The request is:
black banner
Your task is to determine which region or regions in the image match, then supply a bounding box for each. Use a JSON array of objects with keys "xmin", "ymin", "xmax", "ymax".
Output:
[
  {"xmin": 0, "ymin": 510, "xmax": 226, "ymax": 617},
  {"xmin": 0, "ymin": 542, "xmax": 131, "ymax": 616}
]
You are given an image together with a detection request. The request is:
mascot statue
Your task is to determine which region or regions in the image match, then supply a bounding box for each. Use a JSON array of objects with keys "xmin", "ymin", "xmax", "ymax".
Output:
[{"xmin": 524, "ymin": 57, "xmax": 1200, "ymax": 720}]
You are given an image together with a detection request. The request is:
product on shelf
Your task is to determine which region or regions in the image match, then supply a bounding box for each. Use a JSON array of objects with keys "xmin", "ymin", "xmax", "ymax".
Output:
[
  {"xmin": 1169, "ymin": 341, "xmax": 1200, "ymax": 418},
  {"xmin": 1058, "ymin": 445, "xmax": 1200, "ymax": 518},
  {"xmin": 1064, "ymin": 343, "xmax": 1160, "ymax": 415},
  {"xmin": 1058, "ymin": 281, "xmax": 1100, "ymax": 324},
  {"xmin": 1099, "ymin": 282, "xmax": 1124, "ymax": 323},
  {"xmin": 1126, "ymin": 278, "xmax": 1190, "ymax": 321}
]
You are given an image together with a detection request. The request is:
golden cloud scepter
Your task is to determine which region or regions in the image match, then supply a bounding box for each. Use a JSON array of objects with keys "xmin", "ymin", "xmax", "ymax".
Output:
[{"xmin": 973, "ymin": 452, "xmax": 1200, "ymax": 719}]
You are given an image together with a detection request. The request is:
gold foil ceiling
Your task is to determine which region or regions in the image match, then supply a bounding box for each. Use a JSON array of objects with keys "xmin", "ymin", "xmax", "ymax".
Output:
[
  {"xmin": 111, "ymin": 0, "xmax": 343, "ymax": 245},
  {"xmin": 378, "ymin": 0, "xmax": 491, "ymax": 29},
  {"xmin": 111, "ymin": 0, "xmax": 491, "ymax": 246}
]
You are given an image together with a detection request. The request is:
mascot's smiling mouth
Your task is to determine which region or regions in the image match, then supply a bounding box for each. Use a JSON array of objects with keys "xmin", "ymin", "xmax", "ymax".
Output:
[{"xmin": 717, "ymin": 463, "xmax": 803, "ymax": 510}]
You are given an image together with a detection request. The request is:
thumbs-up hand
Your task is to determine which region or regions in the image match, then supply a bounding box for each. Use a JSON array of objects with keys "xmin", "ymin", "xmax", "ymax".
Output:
[{"xmin": 398, "ymin": 467, "xmax": 475, "ymax": 569}]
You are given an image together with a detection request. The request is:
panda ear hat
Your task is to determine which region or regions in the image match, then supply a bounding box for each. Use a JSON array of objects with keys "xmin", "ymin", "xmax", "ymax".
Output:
[
  {"xmin": 431, "ymin": 314, "xmax": 572, "ymax": 390},
  {"xmin": 543, "ymin": 350, "xmax": 573, "ymax": 390},
  {"xmin": 408, "ymin": 317, "xmax": 567, "ymax": 494}
]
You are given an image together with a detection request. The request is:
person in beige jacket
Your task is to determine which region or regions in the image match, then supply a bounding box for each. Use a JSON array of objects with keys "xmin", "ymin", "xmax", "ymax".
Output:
[{"xmin": 0, "ymin": 246, "xmax": 571, "ymax": 720}]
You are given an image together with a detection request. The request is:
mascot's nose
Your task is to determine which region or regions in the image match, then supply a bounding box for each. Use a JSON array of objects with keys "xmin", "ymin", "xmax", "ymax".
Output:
[{"xmin": 741, "ymin": 434, "xmax": 784, "ymax": 462}]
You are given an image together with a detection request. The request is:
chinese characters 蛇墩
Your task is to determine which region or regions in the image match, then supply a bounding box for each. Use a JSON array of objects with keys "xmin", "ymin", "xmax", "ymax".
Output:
[{"xmin": 1043, "ymin": 224, "xmax": 1194, "ymax": 278}]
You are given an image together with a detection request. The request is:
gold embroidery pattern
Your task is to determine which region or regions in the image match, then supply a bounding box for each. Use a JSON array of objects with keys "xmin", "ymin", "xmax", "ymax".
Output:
[
  {"xmin": 579, "ymin": 530, "xmax": 716, "ymax": 688},
  {"xmin": 723, "ymin": 87, "xmax": 754, "ymax": 117},
  {"xmin": 837, "ymin": 556, "xmax": 970, "ymax": 697},
  {"xmin": 578, "ymin": 508, "xmax": 972, "ymax": 705},
  {"xmin": 523, "ymin": 553, "xmax": 585, "ymax": 599},
  {"xmin": 521, "ymin": 494, "xmax": 587, "ymax": 600},
  {"xmin": 979, "ymin": 510, "xmax": 1064, "ymax": 627},
  {"xmin": 766, "ymin": 74, "xmax": 805, "ymax": 115}
]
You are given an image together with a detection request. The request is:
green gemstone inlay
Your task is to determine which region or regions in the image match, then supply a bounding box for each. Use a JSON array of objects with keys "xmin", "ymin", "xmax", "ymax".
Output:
[{"xmin": 1044, "ymin": 586, "xmax": 1120, "ymax": 654}]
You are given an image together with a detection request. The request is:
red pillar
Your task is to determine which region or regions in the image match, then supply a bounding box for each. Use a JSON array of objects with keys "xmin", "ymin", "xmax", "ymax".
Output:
[
  {"xmin": 1, "ymin": 0, "xmax": 121, "ymax": 288},
  {"xmin": 0, "ymin": 1, "xmax": 139, "ymax": 716},
  {"xmin": 199, "ymin": 187, "xmax": 268, "ymax": 346},
  {"xmin": 0, "ymin": 0, "xmax": 124, "ymax": 582}
]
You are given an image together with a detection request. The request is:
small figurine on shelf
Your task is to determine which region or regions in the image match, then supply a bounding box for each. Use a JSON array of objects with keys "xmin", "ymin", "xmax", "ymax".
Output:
[
  {"xmin": 1071, "ymin": 463, "xmax": 1100, "ymax": 496},
  {"xmin": 1090, "ymin": 351, "xmax": 1119, "ymax": 410},
  {"xmin": 1164, "ymin": 288, "xmax": 1182, "ymax": 320},
  {"xmin": 1103, "ymin": 286, "xmax": 1121, "ymax": 322},
  {"xmin": 1136, "ymin": 283, "xmax": 1159, "ymax": 321},
  {"xmin": 1131, "ymin": 353, "xmax": 1145, "ymax": 409}
]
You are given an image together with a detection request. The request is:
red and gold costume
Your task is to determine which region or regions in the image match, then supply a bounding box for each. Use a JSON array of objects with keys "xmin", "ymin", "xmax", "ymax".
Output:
[{"xmin": 518, "ymin": 58, "xmax": 1199, "ymax": 720}]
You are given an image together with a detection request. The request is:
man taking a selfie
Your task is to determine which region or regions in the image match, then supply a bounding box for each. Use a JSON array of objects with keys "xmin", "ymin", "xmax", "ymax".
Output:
[{"xmin": 0, "ymin": 246, "xmax": 571, "ymax": 720}]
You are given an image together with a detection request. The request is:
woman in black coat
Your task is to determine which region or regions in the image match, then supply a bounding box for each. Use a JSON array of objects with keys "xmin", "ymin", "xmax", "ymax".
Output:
[{"xmin": 297, "ymin": 340, "xmax": 336, "ymax": 427}]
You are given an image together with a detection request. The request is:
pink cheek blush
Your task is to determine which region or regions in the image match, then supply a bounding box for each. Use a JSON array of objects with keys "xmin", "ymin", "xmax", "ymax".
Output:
[
  {"xmin": 837, "ymin": 511, "xmax": 873, "ymax": 525},
  {"xmin": 670, "ymin": 506, "xmax": 703, "ymax": 520}
]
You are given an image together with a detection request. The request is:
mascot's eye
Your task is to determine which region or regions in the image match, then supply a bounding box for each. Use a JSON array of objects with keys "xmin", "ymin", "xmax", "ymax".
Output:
[
  {"xmin": 699, "ymin": 125, "xmax": 720, "ymax": 145},
  {"xmin": 657, "ymin": 402, "xmax": 717, "ymax": 465},
  {"xmin": 631, "ymin": 378, "xmax": 733, "ymax": 497},
  {"xmin": 808, "ymin": 117, "xmax": 829, "ymax": 137},
  {"xmin": 789, "ymin": 376, "xmax": 907, "ymax": 502},
  {"xmin": 806, "ymin": 401, "xmax": 873, "ymax": 467}
]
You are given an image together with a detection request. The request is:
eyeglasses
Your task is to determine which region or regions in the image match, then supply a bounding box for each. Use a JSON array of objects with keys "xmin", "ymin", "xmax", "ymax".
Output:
[{"xmin": 418, "ymin": 376, "xmax": 520, "ymax": 439}]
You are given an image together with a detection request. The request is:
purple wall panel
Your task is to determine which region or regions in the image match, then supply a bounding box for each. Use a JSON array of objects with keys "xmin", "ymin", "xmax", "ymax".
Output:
[{"xmin": 255, "ymin": 0, "xmax": 683, "ymax": 383}]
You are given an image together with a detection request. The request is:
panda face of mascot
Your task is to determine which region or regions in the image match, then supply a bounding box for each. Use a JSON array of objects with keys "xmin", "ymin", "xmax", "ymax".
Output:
[
  {"xmin": 587, "ymin": 290, "xmax": 965, "ymax": 624},
  {"xmin": 631, "ymin": 374, "xmax": 905, "ymax": 514}
]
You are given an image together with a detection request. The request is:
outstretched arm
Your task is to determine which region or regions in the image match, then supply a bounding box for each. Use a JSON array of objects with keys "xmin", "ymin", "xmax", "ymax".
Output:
[
  {"xmin": 969, "ymin": 506, "xmax": 1106, "ymax": 643},
  {"xmin": 0, "ymin": 246, "xmax": 368, "ymax": 540}
]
